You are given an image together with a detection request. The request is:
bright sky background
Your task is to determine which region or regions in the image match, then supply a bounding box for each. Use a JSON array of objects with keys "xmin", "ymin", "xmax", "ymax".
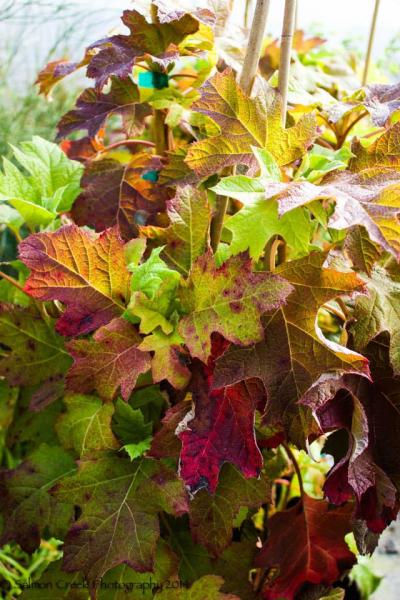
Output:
[{"xmin": 4, "ymin": 0, "xmax": 400, "ymax": 87}]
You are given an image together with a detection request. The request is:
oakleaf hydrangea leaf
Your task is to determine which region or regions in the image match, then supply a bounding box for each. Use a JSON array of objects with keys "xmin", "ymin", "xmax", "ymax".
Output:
[
  {"xmin": 66, "ymin": 317, "xmax": 151, "ymax": 402},
  {"xmin": 112, "ymin": 398, "xmax": 153, "ymax": 460},
  {"xmin": 140, "ymin": 186, "xmax": 210, "ymax": 274},
  {"xmin": 0, "ymin": 443, "xmax": 76, "ymax": 553},
  {"xmin": 53, "ymin": 455, "xmax": 188, "ymax": 588},
  {"xmin": 155, "ymin": 575, "xmax": 239, "ymax": 599},
  {"xmin": 301, "ymin": 370, "xmax": 398, "ymax": 532},
  {"xmin": 139, "ymin": 329, "xmax": 191, "ymax": 389},
  {"xmin": 0, "ymin": 305, "xmax": 71, "ymax": 386},
  {"xmin": 178, "ymin": 340, "xmax": 266, "ymax": 493},
  {"xmin": 98, "ymin": 539, "xmax": 178, "ymax": 599},
  {"xmin": 185, "ymin": 69, "xmax": 317, "ymax": 176},
  {"xmin": 127, "ymin": 247, "xmax": 182, "ymax": 335},
  {"xmin": 344, "ymin": 225, "xmax": 381, "ymax": 275},
  {"xmin": 189, "ymin": 463, "xmax": 270, "ymax": 556},
  {"xmin": 327, "ymin": 81, "xmax": 400, "ymax": 128},
  {"xmin": 56, "ymin": 394, "xmax": 118, "ymax": 456},
  {"xmin": 86, "ymin": 9, "xmax": 201, "ymax": 89},
  {"xmin": 20, "ymin": 225, "xmax": 130, "ymax": 336},
  {"xmin": 178, "ymin": 250, "xmax": 293, "ymax": 362},
  {"xmin": 255, "ymin": 494, "xmax": 355, "ymax": 600},
  {"xmin": 57, "ymin": 77, "xmax": 146, "ymax": 139},
  {"xmin": 0, "ymin": 137, "xmax": 83, "ymax": 226},
  {"xmin": 220, "ymin": 164, "xmax": 400, "ymax": 260},
  {"xmin": 72, "ymin": 155, "xmax": 165, "ymax": 240},
  {"xmin": 351, "ymin": 265, "xmax": 400, "ymax": 374},
  {"xmin": 214, "ymin": 253, "xmax": 370, "ymax": 446}
]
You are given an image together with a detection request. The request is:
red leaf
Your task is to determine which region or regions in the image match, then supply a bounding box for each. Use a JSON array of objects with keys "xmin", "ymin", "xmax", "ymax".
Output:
[
  {"xmin": 255, "ymin": 495, "xmax": 355, "ymax": 600},
  {"xmin": 178, "ymin": 338, "xmax": 266, "ymax": 493}
]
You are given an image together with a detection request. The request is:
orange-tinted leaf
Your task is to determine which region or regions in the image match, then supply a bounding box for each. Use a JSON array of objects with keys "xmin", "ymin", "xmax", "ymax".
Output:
[{"xmin": 20, "ymin": 225, "xmax": 130, "ymax": 336}]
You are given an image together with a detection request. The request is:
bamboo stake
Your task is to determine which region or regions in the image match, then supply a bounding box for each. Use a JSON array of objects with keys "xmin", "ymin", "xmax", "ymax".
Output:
[
  {"xmin": 278, "ymin": 0, "xmax": 297, "ymax": 126},
  {"xmin": 244, "ymin": 0, "xmax": 252, "ymax": 29},
  {"xmin": 211, "ymin": 0, "xmax": 270, "ymax": 252},
  {"xmin": 239, "ymin": 0, "xmax": 271, "ymax": 95},
  {"xmin": 362, "ymin": 0, "xmax": 381, "ymax": 86}
]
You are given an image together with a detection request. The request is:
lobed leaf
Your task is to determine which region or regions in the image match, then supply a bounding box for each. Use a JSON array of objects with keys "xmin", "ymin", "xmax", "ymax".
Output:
[
  {"xmin": 66, "ymin": 317, "xmax": 151, "ymax": 402},
  {"xmin": 20, "ymin": 225, "xmax": 130, "ymax": 336}
]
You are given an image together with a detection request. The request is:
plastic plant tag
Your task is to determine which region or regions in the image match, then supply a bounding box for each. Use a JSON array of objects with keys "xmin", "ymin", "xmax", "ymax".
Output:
[{"xmin": 138, "ymin": 72, "xmax": 169, "ymax": 90}]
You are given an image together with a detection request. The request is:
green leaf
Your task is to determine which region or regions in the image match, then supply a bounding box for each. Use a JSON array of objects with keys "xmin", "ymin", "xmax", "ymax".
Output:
[
  {"xmin": 19, "ymin": 560, "xmax": 88, "ymax": 599},
  {"xmin": 296, "ymin": 144, "xmax": 354, "ymax": 183},
  {"xmin": 140, "ymin": 186, "xmax": 210, "ymax": 275},
  {"xmin": 127, "ymin": 248, "xmax": 182, "ymax": 335},
  {"xmin": 130, "ymin": 247, "xmax": 181, "ymax": 299},
  {"xmin": 0, "ymin": 443, "xmax": 75, "ymax": 552},
  {"xmin": 224, "ymin": 198, "xmax": 314, "ymax": 260},
  {"xmin": 0, "ymin": 137, "xmax": 83, "ymax": 226},
  {"xmin": 54, "ymin": 455, "xmax": 188, "ymax": 586},
  {"xmin": 189, "ymin": 463, "xmax": 270, "ymax": 557},
  {"xmin": 139, "ymin": 328, "xmax": 190, "ymax": 389},
  {"xmin": 349, "ymin": 559, "xmax": 382, "ymax": 600},
  {"xmin": 98, "ymin": 540, "xmax": 178, "ymax": 599},
  {"xmin": 154, "ymin": 575, "xmax": 239, "ymax": 599},
  {"xmin": 56, "ymin": 394, "xmax": 118, "ymax": 457},
  {"xmin": 112, "ymin": 398, "xmax": 153, "ymax": 460},
  {"xmin": 178, "ymin": 251, "xmax": 293, "ymax": 361},
  {"xmin": 0, "ymin": 306, "xmax": 72, "ymax": 386}
]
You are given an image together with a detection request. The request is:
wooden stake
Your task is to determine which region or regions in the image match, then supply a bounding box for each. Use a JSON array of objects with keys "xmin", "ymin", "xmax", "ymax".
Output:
[
  {"xmin": 362, "ymin": 0, "xmax": 381, "ymax": 86},
  {"xmin": 211, "ymin": 0, "xmax": 270, "ymax": 252},
  {"xmin": 244, "ymin": 0, "xmax": 252, "ymax": 29},
  {"xmin": 278, "ymin": 0, "xmax": 297, "ymax": 126},
  {"xmin": 239, "ymin": 0, "xmax": 271, "ymax": 95}
]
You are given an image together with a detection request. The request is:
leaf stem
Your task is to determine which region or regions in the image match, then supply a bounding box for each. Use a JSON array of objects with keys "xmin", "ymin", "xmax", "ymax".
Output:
[
  {"xmin": 0, "ymin": 270, "xmax": 27, "ymax": 295},
  {"xmin": 210, "ymin": 195, "xmax": 229, "ymax": 253},
  {"xmin": 264, "ymin": 235, "xmax": 286, "ymax": 271},
  {"xmin": 95, "ymin": 139, "xmax": 156, "ymax": 157},
  {"xmin": 278, "ymin": 0, "xmax": 297, "ymax": 126},
  {"xmin": 282, "ymin": 441, "xmax": 304, "ymax": 497}
]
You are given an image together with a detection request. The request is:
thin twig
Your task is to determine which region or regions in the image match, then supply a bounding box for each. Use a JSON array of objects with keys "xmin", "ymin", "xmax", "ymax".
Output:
[
  {"xmin": 278, "ymin": 0, "xmax": 297, "ymax": 126},
  {"xmin": 93, "ymin": 138, "xmax": 155, "ymax": 158},
  {"xmin": 282, "ymin": 441, "xmax": 304, "ymax": 497},
  {"xmin": 362, "ymin": 0, "xmax": 381, "ymax": 86}
]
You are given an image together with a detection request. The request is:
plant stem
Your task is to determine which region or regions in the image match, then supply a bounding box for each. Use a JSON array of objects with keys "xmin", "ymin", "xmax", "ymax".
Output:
[
  {"xmin": 264, "ymin": 235, "xmax": 286, "ymax": 271},
  {"xmin": 239, "ymin": 0, "xmax": 271, "ymax": 95},
  {"xmin": 0, "ymin": 270, "xmax": 27, "ymax": 295},
  {"xmin": 97, "ymin": 139, "xmax": 155, "ymax": 153},
  {"xmin": 278, "ymin": 0, "xmax": 297, "ymax": 126},
  {"xmin": 362, "ymin": 0, "xmax": 381, "ymax": 86},
  {"xmin": 283, "ymin": 441, "xmax": 304, "ymax": 497},
  {"xmin": 210, "ymin": 195, "xmax": 229, "ymax": 252},
  {"xmin": 150, "ymin": 2, "xmax": 169, "ymax": 156}
]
